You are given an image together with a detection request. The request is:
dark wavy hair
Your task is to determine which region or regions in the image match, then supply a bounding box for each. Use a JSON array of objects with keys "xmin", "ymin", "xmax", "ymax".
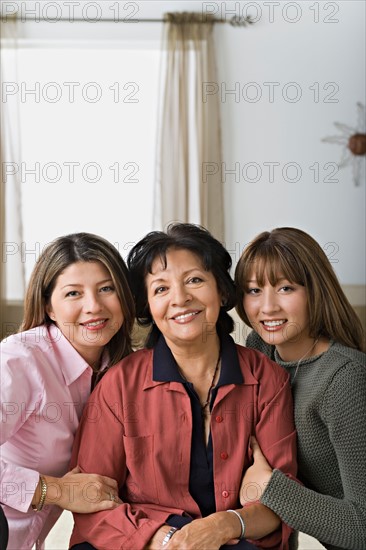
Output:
[
  {"xmin": 235, "ymin": 227, "xmax": 364, "ymax": 352},
  {"xmin": 127, "ymin": 223, "xmax": 237, "ymax": 348}
]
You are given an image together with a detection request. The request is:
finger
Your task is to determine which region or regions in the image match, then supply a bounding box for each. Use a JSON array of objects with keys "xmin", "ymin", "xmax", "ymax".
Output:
[
  {"xmin": 96, "ymin": 490, "xmax": 121, "ymax": 507},
  {"xmin": 250, "ymin": 436, "xmax": 264, "ymax": 458},
  {"xmin": 89, "ymin": 499, "xmax": 120, "ymax": 513},
  {"xmin": 68, "ymin": 466, "xmax": 81, "ymax": 475},
  {"xmin": 99, "ymin": 475, "xmax": 119, "ymax": 490},
  {"xmin": 250, "ymin": 437, "xmax": 273, "ymax": 472},
  {"xmin": 103, "ymin": 490, "xmax": 121, "ymax": 505}
]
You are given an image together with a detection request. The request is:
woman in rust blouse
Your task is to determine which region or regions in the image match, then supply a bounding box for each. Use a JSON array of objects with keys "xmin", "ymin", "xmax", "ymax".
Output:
[{"xmin": 70, "ymin": 223, "xmax": 297, "ymax": 550}]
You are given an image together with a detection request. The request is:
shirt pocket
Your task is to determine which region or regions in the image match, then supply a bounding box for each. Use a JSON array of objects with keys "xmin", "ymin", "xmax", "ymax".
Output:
[{"xmin": 123, "ymin": 434, "xmax": 160, "ymax": 504}]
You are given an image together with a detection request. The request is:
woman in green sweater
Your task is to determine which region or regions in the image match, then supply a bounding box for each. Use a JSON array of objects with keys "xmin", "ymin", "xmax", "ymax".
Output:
[{"xmin": 235, "ymin": 227, "xmax": 366, "ymax": 550}]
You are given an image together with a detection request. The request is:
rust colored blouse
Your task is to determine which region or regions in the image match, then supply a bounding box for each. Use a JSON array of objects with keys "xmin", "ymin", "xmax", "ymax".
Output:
[{"xmin": 70, "ymin": 334, "xmax": 297, "ymax": 550}]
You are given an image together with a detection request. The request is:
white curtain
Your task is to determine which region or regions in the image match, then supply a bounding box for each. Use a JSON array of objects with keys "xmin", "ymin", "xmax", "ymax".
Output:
[
  {"xmin": 154, "ymin": 12, "xmax": 224, "ymax": 241},
  {"xmin": 1, "ymin": 14, "xmax": 26, "ymax": 308}
]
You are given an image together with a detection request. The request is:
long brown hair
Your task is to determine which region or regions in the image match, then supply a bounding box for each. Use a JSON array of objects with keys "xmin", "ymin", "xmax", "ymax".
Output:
[
  {"xmin": 20, "ymin": 232, "xmax": 135, "ymax": 365},
  {"xmin": 235, "ymin": 227, "xmax": 364, "ymax": 352}
]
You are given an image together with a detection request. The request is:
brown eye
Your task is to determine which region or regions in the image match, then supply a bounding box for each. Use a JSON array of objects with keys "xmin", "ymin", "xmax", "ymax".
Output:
[
  {"xmin": 188, "ymin": 277, "xmax": 203, "ymax": 284},
  {"xmin": 155, "ymin": 286, "xmax": 167, "ymax": 295},
  {"xmin": 246, "ymin": 288, "xmax": 260, "ymax": 295}
]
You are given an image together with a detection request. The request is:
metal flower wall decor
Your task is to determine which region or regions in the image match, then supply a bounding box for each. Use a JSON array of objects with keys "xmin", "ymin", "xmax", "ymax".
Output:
[{"xmin": 322, "ymin": 102, "xmax": 366, "ymax": 186}]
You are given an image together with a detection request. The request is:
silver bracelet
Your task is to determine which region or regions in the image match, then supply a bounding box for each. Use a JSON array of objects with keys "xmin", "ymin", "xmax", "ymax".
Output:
[
  {"xmin": 227, "ymin": 509, "xmax": 246, "ymax": 540},
  {"xmin": 162, "ymin": 526, "xmax": 178, "ymax": 546}
]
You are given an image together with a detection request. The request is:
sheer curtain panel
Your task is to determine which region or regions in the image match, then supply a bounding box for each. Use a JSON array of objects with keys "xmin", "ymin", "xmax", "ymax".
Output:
[
  {"xmin": 154, "ymin": 13, "xmax": 224, "ymax": 241},
  {"xmin": 1, "ymin": 15, "xmax": 26, "ymax": 337}
]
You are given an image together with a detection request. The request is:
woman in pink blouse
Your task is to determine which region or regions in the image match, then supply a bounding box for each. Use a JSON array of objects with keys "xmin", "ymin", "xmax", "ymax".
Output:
[{"xmin": 0, "ymin": 232, "xmax": 135, "ymax": 550}]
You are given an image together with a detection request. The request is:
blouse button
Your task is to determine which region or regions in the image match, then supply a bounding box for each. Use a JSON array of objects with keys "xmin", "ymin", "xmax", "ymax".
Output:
[
  {"xmin": 220, "ymin": 452, "xmax": 228, "ymax": 460},
  {"xmin": 215, "ymin": 415, "xmax": 223, "ymax": 423},
  {"xmin": 222, "ymin": 490, "xmax": 229, "ymax": 498}
]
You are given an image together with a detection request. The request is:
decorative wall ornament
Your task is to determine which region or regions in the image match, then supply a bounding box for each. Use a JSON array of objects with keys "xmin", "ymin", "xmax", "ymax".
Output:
[{"xmin": 322, "ymin": 102, "xmax": 366, "ymax": 186}]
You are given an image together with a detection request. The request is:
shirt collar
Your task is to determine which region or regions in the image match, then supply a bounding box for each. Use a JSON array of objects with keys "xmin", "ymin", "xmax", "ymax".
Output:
[
  {"xmin": 46, "ymin": 324, "xmax": 94, "ymax": 386},
  {"xmin": 153, "ymin": 332, "xmax": 244, "ymax": 387}
]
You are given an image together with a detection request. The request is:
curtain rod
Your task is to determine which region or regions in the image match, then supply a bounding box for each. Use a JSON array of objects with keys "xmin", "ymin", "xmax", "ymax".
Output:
[{"xmin": 1, "ymin": 15, "xmax": 254, "ymax": 27}]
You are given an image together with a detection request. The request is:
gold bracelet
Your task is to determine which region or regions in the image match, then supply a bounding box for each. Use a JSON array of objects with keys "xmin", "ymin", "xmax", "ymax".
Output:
[{"xmin": 32, "ymin": 476, "xmax": 47, "ymax": 512}]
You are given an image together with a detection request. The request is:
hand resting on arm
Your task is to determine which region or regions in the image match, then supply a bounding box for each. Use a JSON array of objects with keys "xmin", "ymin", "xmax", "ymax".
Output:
[{"xmin": 31, "ymin": 466, "xmax": 121, "ymax": 513}]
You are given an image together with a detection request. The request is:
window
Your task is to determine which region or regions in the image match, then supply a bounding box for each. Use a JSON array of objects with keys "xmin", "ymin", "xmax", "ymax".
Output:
[{"xmin": 2, "ymin": 22, "xmax": 161, "ymax": 299}]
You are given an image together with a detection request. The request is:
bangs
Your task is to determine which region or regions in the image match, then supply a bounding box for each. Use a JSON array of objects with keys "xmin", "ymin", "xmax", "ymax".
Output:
[
  {"xmin": 243, "ymin": 245, "xmax": 306, "ymax": 288},
  {"xmin": 146, "ymin": 245, "xmax": 211, "ymax": 275}
]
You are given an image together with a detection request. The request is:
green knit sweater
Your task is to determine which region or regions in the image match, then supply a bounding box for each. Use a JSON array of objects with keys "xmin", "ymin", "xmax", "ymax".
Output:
[{"xmin": 246, "ymin": 332, "xmax": 366, "ymax": 550}]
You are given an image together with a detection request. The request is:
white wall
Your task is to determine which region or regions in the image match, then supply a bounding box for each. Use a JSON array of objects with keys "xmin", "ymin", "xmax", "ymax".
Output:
[{"xmin": 215, "ymin": 1, "xmax": 365, "ymax": 284}]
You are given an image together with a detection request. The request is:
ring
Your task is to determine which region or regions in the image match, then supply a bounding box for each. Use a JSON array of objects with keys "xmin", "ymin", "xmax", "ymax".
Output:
[{"xmin": 110, "ymin": 492, "xmax": 116, "ymax": 502}]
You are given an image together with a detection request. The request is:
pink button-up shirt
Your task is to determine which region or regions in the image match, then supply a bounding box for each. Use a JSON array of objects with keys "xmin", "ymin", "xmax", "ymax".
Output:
[{"xmin": 0, "ymin": 324, "xmax": 104, "ymax": 550}]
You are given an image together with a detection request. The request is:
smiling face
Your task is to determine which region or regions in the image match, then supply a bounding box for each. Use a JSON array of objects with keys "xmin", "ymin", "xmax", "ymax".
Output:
[
  {"xmin": 146, "ymin": 248, "xmax": 222, "ymax": 351},
  {"xmin": 243, "ymin": 270, "xmax": 312, "ymax": 361},
  {"xmin": 46, "ymin": 261, "xmax": 124, "ymax": 366}
]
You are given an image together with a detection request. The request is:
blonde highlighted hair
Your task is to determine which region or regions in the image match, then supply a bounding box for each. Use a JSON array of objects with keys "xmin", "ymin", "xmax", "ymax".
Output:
[{"xmin": 235, "ymin": 227, "xmax": 364, "ymax": 351}]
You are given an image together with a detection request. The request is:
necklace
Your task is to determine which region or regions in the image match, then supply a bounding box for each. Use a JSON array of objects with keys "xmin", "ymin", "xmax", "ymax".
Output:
[
  {"xmin": 200, "ymin": 354, "xmax": 221, "ymax": 412},
  {"xmin": 292, "ymin": 338, "xmax": 319, "ymax": 381},
  {"xmin": 178, "ymin": 351, "xmax": 221, "ymax": 414}
]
